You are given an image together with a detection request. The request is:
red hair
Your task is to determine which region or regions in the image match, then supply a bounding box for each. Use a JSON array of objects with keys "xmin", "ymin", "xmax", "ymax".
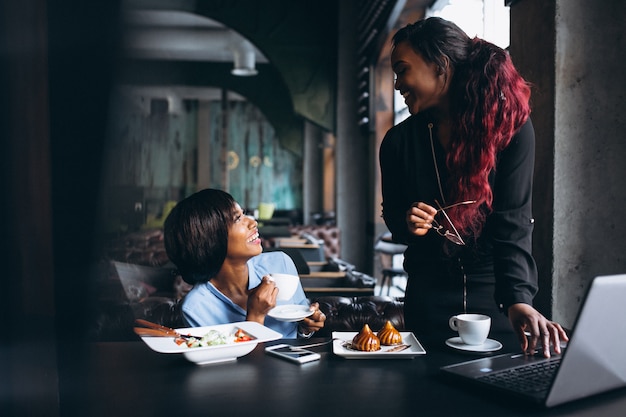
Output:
[
  {"xmin": 447, "ymin": 38, "xmax": 531, "ymax": 237},
  {"xmin": 393, "ymin": 19, "xmax": 531, "ymax": 237}
]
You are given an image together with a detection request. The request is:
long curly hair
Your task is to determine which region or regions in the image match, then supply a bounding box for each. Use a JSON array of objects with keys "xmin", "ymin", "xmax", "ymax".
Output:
[{"xmin": 393, "ymin": 18, "xmax": 531, "ymax": 237}]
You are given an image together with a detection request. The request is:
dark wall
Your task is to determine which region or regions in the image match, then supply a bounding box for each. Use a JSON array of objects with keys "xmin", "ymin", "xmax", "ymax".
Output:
[
  {"xmin": 3, "ymin": 0, "xmax": 123, "ymax": 415},
  {"xmin": 50, "ymin": 1, "xmax": 123, "ymax": 415},
  {"xmin": 1, "ymin": 0, "xmax": 59, "ymax": 415}
]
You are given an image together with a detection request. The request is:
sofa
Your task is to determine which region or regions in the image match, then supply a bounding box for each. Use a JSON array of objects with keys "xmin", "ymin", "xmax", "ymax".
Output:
[
  {"xmin": 312, "ymin": 295, "xmax": 404, "ymax": 337},
  {"xmin": 288, "ymin": 224, "xmax": 341, "ymax": 259}
]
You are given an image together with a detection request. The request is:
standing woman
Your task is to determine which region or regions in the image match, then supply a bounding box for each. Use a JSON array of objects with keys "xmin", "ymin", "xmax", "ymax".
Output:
[
  {"xmin": 379, "ymin": 17, "xmax": 567, "ymax": 356},
  {"xmin": 164, "ymin": 188, "xmax": 325, "ymax": 338}
]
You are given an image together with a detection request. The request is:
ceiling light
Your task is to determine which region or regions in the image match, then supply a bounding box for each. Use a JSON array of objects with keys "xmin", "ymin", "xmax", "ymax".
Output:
[{"xmin": 231, "ymin": 40, "xmax": 258, "ymax": 76}]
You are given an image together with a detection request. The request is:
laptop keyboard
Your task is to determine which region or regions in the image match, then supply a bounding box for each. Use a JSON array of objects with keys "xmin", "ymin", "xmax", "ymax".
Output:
[{"xmin": 477, "ymin": 357, "xmax": 562, "ymax": 395}]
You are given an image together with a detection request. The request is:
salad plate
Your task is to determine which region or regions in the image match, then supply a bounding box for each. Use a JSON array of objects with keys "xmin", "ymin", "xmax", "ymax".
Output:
[
  {"xmin": 268, "ymin": 304, "xmax": 314, "ymax": 322},
  {"xmin": 332, "ymin": 331, "xmax": 426, "ymax": 359},
  {"xmin": 138, "ymin": 321, "xmax": 281, "ymax": 365}
]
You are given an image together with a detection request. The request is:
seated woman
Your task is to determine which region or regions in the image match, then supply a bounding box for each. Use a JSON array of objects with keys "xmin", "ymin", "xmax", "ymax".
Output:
[{"xmin": 163, "ymin": 188, "xmax": 325, "ymax": 338}]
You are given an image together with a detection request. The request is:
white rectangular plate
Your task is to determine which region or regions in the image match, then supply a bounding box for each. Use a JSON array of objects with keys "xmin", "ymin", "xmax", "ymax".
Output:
[
  {"xmin": 139, "ymin": 321, "xmax": 282, "ymax": 365},
  {"xmin": 332, "ymin": 331, "xmax": 426, "ymax": 359}
]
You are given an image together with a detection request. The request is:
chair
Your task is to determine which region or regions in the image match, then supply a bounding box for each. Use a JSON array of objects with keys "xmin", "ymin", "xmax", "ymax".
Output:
[{"xmin": 374, "ymin": 232, "xmax": 408, "ymax": 296}]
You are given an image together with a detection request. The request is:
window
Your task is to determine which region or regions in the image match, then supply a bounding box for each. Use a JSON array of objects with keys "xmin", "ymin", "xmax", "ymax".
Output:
[
  {"xmin": 394, "ymin": 0, "xmax": 510, "ymax": 125},
  {"xmin": 427, "ymin": 0, "xmax": 510, "ymax": 49}
]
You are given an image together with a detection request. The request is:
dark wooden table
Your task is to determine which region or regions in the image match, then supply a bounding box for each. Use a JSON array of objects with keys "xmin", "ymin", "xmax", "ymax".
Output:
[{"xmin": 59, "ymin": 332, "xmax": 626, "ymax": 417}]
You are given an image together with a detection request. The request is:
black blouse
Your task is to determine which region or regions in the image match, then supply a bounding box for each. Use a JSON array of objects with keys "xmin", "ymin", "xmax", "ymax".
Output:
[{"xmin": 379, "ymin": 112, "xmax": 538, "ymax": 311}]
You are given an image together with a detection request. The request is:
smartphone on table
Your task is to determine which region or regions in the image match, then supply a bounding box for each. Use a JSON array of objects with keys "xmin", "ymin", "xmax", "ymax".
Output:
[{"xmin": 265, "ymin": 344, "xmax": 321, "ymax": 364}]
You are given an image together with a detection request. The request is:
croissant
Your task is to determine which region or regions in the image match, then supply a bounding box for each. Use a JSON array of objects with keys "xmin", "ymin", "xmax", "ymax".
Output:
[
  {"xmin": 351, "ymin": 323, "xmax": 381, "ymax": 352},
  {"xmin": 377, "ymin": 320, "xmax": 403, "ymax": 346}
]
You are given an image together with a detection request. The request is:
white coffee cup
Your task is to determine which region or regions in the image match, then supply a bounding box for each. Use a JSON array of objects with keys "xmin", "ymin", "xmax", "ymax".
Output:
[
  {"xmin": 268, "ymin": 273, "xmax": 299, "ymax": 301},
  {"xmin": 449, "ymin": 313, "xmax": 491, "ymax": 345}
]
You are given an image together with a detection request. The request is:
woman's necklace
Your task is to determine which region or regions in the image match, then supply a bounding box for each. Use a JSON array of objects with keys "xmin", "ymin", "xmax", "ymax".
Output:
[
  {"xmin": 427, "ymin": 123, "xmax": 447, "ymax": 206},
  {"xmin": 428, "ymin": 122, "xmax": 467, "ymax": 314}
]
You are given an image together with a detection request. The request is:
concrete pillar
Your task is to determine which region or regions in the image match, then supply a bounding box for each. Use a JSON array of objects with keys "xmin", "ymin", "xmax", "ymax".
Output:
[
  {"xmin": 303, "ymin": 120, "xmax": 324, "ymax": 225},
  {"xmin": 552, "ymin": 0, "xmax": 626, "ymax": 327},
  {"xmin": 337, "ymin": 0, "xmax": 370, "ymax": 269},
  {"xmin": 512, "ymin": 0, "xmax": 626, "ymax": 328}
]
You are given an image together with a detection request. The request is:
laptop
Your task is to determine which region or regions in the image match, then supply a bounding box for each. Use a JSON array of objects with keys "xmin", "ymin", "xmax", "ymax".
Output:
[{"xmin": 440, "ymin": 274, "xmax": 626, "ymax": 408}]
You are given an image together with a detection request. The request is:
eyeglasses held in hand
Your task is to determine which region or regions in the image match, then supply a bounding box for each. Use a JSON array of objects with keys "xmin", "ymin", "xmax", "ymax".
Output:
[{"xmin": 432, "ymin": 200, "xmax": 476, "ymax": 245}]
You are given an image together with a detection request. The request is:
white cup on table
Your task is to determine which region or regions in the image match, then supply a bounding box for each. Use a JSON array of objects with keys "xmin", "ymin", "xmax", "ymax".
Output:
[{"xmin": 449, "ymin": 313, "xmax": 491, "ymax": 345}]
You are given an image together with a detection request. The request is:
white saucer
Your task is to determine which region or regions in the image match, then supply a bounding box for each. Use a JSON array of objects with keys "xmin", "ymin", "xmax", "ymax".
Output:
[
  {"xmin": 268, "ymin": 304, "xmax": 314, "ymax": 322},
  {"xmin": 445, "ymin": 337, "xmax": 503, "ymax": 353}
]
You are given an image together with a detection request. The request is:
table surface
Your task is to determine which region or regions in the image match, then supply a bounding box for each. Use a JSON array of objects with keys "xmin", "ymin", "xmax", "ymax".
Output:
[{"xmin": 61, "ymin": 331, "xmax": 626, "ymax": 417}]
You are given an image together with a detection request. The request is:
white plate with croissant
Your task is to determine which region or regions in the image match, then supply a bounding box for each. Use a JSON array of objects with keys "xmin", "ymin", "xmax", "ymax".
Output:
[{"xmin": 332, "ymin": 331, "xmax": 426, "ymax": 359}]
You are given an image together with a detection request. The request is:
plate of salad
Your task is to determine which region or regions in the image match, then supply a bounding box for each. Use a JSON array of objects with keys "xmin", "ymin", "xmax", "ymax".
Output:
[{"xmin": 138, "ymin": 321, "xmax": 282, "ymax": 365}]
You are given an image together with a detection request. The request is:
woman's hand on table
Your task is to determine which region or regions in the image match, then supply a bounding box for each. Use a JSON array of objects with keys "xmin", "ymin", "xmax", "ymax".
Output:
[
  {"xmin": 508, "ymin": 303, "xmax": 569, "ymax": 358},
  {"xmin": 299, "ymin": 302, "xmax": 326, "ymax": 334},
  {"xmin": 406, "ymin": 202, "xmax": 437, "ymax": 236}
]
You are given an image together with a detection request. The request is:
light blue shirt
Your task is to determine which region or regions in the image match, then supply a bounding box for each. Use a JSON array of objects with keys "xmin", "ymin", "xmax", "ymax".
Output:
[{"xmin": 181, "ymin": 251, "xmax": 308, "ymax": 338}]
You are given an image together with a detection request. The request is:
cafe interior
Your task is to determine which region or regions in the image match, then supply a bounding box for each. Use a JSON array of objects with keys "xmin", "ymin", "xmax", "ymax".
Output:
[{"xmin": 3, "ymin": 0, "xmax": 625, "ymax": 416}]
